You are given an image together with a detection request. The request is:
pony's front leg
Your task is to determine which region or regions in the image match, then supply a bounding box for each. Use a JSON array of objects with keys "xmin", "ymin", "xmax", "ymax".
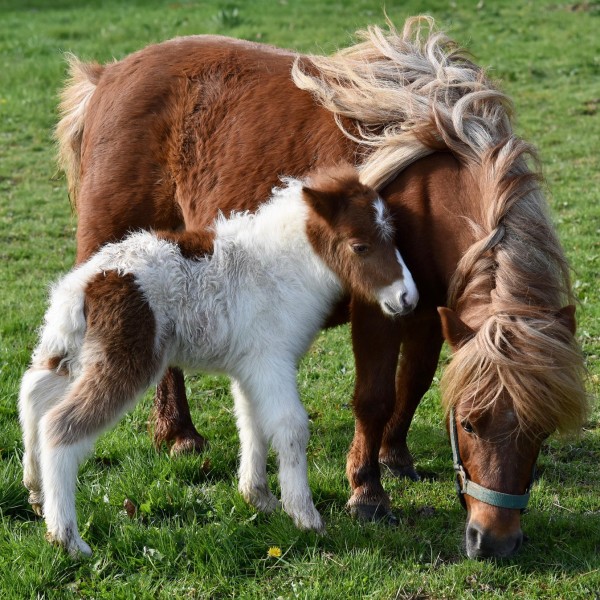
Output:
[
  {"xmin": 18, "ymin": 366, "xmax": 71, "ymax": 516},
  {"xmin": 231, "ymin": 380, "xmax": 279, "ymax": 513},
  {"xmin": 380, "ymin": 311, "xmax": 443, "ymax": 480},
  {"xmin": 346, "ymin": 299, "xmax": 402, "ymax": 523},
  {"xmin": 240, "ymin": 366, "xmax": 324, "ymax": 532}
]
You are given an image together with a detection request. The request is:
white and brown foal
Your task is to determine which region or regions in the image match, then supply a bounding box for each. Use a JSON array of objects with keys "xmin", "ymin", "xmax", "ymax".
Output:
[{"xmin": 19, "ymin": 165, "xmax": 418, "ymax": 556}]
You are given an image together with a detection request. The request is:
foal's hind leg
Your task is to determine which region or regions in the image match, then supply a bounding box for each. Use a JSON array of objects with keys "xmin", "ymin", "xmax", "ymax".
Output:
[
  {"xmin": 19, "ymin": 365, "xmax": 70, "ymax": 516},
  {"xmin": 231, "ymin": 380, "xmax": 279, "ymax": 513},
  {"xmin": 39, "ymin": 365, "xmax": 152, "ymax": 557},
  {"xmin": 39, "ymin": 270, "xmax": 160, "ymax": 556}
]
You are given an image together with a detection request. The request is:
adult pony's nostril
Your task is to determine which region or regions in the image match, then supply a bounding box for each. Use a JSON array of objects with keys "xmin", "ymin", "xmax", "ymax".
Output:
[
  {"xmin": 466, "ymin": 522, "xmax": 485, "ymax": 556},
  {"xmin": 466, "ymin": 521, "xmax": 524, "ymax": 559},
  {"xmin": 512, "ymin": 532, "xmax": 523, "ymax": 554},
  {"xmin": 400, "ymin": 291, "xmax": 408, "ymax": 306}
]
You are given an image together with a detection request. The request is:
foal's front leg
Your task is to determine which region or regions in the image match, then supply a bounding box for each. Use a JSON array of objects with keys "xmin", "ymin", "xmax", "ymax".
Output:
[
  {"xmin": 231, "ymin": 380, "xmax": 279, "ymax": 513},
  {"xmin": 238, "ymin": 366, "xmax": 324, "ymax": 532}
]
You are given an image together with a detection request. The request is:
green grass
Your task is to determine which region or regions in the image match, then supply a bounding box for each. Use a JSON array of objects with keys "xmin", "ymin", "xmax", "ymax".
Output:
[{"xmin": 1, "ymin": 0, "xmax": 599, "ymax": 597}]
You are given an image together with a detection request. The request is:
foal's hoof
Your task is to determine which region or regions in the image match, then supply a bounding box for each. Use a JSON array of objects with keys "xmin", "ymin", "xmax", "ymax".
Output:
[
  {"xmin": 241, "ymin": 484, "xmax": 280, "ymax": 514},
  {"xmin": 27, "ymin": 491, "xmax": 44, "ymax": 517},
  {"xmin": 169, "ymin": 432, "xmax": 209, "ymax": 457},
  {"xmin": 46, "ymin": 529, "xmax": 92, "ymax": 558},
  {"xmin": 290, "ymin": 507, "xmax": 326, "ymax": 534},
  {"xmin": 379, "ymin": 461, "xmax": 421, "ymax": 482},
  {"xmin": 348, "ymin": 503, "xmax": 400, "ymax": 527}
]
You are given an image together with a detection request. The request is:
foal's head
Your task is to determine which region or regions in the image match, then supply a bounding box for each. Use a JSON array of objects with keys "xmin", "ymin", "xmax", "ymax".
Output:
[{"xmin": 302, "ymin": 165, "xmax": 418, "ymax": 316}]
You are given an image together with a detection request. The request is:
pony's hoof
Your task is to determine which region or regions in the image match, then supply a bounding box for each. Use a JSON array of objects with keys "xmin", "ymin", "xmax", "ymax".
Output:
[
  {"xmin": 291, "ymin": 507, "xmax": 325, "ymax": 533},
  {"xmin": 46, "ymin": 529, "xmax": 92, "ymax": 558},
  {"xmin": 348, "ymin": 502, "xmax": 400, "ymax": 526},
  {"xmin": 241, "ymin": 484, "xmax": 280, "ymax": 514},
  {"xmin": 169, "ymin": 432, "xmax": 209, "ymax": 456},
  {"xmin": 27, "ymin": 491, "xmax": 44, "ymax": 517},
  {"xmin": 379, "ymin": 461, "xmax": 421, "ymax": 482}
]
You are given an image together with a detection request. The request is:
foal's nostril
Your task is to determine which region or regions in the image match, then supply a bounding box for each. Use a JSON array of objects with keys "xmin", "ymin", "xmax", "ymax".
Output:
[{"xmin": 400, "ymin": 291, "xmax": 408, "ymax": 307}]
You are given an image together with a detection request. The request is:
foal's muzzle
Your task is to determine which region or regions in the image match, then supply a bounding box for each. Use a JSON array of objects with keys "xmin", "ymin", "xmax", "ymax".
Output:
[{"xmin": 378, "ymin": 279, "xmax": 419, "ymax": 317}]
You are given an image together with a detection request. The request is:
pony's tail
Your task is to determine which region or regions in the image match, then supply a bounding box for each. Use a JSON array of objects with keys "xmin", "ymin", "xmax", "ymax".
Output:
[
  {"xmin": 55, "ymin": 54, "xmax": 104, "ymax": 211},
  {"xmin": 33, "ymin": 265, "xmax": 93, "ymax": 375}
]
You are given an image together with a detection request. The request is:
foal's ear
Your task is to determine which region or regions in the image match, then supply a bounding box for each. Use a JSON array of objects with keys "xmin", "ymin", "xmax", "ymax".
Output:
[
  {"xmin": 302, "ymin": 186, "xmax": 340, "ymax": 223},
  {"xmin": 556, "ymin": 304, "xmax": 577, "ymax": 335},
  {"xmin": 438, "ymin": 307, "xmax": 475, "ymax": 350}
]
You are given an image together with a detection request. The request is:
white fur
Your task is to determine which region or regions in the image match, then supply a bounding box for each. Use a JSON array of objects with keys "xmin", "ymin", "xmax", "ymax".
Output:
[
  {"xmin": 377, "ymin": 249, "xmax": 419, "ymax": 316},
  {"xmin": 373, "ymin": 197, "xmax": 394, "ymax": 241},
  {"xmin": 20, "ymin": 178, "xmax": 416, "ymax": 555}
]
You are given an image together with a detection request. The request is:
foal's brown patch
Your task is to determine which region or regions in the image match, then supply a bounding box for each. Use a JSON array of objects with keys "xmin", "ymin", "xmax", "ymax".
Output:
[
  {"xmin": 47, "ymin": 271, "xmax": 159, "ymax": 446},
  {"xmin": 155, "ymin": 229, "xmax": 215, "ymax": 260},
  {"xmin": 44, "ymin": 355, "xmax": 69, "ymax": 375}
]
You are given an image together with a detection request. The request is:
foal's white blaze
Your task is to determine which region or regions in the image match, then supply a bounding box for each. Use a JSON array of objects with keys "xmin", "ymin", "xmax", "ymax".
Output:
[
  {"xmin": 377, "ymin": 248, "xmax": 419, "ymax": 317},
  {"xmin": 372, "ymin": 197, "xmax": 394, "ymax": 241}
]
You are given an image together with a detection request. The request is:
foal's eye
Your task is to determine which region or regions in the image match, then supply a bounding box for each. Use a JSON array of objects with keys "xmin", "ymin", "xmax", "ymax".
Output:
[
  {"xmin": 461, "ymin": 420, "xmax": 475, "ymax": 434},
  {"xmin": 351, "ymin": 243, "xmax": 370, "ymax": 255}
]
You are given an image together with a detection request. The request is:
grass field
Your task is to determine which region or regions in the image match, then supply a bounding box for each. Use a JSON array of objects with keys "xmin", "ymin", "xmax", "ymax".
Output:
[{"xmin": 1, "ymin": 1, "xmax": 599, "ymax": 598}]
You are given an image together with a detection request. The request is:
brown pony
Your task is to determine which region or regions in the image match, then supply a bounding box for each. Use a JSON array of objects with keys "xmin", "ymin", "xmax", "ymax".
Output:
[{"xmin": 55, "ymin": 17, "xmax": 588, "ymax": 558}]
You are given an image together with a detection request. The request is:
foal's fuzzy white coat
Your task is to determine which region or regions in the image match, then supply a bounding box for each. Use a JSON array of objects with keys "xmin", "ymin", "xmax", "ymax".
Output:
[{"xmin": 19, "ymin": 176, "xmax": 417, "ymax": 556}]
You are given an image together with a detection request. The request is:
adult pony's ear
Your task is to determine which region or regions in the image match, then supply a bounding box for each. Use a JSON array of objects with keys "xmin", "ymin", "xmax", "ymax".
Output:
[
  {"xmin": 437, "ymin": 307, "xmax": 475, "ymax": 350},
  {"xmin": 556, "ymin": 304, "xmax": 577, "ymax": 335}
]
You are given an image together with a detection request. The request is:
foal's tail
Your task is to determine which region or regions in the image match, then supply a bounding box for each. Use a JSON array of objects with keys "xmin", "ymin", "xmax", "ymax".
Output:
[
  {"xmin": 55, "ymin": 55, "xmax": 104, "ymax": 210},
  {"xmin": 33, "ymin": 263, "xmax": 94, "ymax": 374}
]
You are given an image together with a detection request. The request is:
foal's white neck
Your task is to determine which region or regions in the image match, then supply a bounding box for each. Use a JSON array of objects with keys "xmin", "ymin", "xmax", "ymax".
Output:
[{"xmin": 209, "ymin": 178, "xmax": 339, "ymax": 290}]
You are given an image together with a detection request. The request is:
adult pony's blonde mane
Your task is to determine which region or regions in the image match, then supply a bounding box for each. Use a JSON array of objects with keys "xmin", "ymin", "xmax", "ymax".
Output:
[{"xmin": 293, "ymin": 16, "xmax": 588, "ymax": 434}]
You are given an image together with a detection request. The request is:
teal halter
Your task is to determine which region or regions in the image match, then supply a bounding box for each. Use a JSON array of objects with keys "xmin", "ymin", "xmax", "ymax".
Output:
[{"xmin": 449, "ymin": 408, "xmax": 535, "ymax": 511}]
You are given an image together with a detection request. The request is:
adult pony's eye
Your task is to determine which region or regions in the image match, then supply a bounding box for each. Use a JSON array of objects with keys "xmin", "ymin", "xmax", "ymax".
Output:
[
  {"xmin": 461, "ymin": 420, "xmax": 475, "ymax": 434},
  {"xmin": 351, "ymin": 242, "xmax": 370, "ymax": 255}
]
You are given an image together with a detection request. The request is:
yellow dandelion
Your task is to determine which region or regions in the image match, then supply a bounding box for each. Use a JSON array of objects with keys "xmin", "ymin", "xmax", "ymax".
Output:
[{"xmin": 267, "ymin": 546, "xmax": 282, "ymax": 558}]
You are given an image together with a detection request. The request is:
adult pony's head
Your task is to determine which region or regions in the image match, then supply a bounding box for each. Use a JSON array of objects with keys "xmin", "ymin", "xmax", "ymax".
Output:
[
  {"xmin": 302, "ymin": 165, "xmax": 418, "ymax": 317},
  {"xmin": 294, "ymin": 17, "xmax": 589, "ymax": 558},
  {"xmin": 436, "ymin": 140, "xmax": 589, "ymax": 558}
]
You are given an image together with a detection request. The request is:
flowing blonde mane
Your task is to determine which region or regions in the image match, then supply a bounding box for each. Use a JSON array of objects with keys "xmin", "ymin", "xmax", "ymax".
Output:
[
  {"xmin": 293, "ymin": 16, "xmax": 589, "ymax": 434},
  {"xmin": 292, "ymin": 15, "xmax": 513, "ymax": 189}
]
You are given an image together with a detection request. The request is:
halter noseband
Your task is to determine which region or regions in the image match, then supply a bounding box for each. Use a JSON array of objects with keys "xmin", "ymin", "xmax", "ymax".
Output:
[{"xmin": 450, "ymin": 408, "xmax": 535, "ymax": 511}]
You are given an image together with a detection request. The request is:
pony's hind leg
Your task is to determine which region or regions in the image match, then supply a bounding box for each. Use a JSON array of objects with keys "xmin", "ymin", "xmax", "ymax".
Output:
[
  {"xmin": 153, "ymin": 367, "xmax": 208, "ymax": 455},
  {"xmin": 39, "ymin": 270, "xmax": 160, "ymax": 557},
  {"xmin": 231, "ymin": 380, "xmax": 279, "ymax": 513},
  {"xmin": 18, "ymin": 363, "xmax": 70, "ymax": 516},
  {"xmin": 39, "ymin": 364, "xmax": 152, "ymax": 557}
]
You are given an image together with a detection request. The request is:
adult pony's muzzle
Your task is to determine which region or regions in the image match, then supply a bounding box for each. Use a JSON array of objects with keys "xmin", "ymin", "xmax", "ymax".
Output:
[{"xmin": 466, "ymin": 518, "xmax": 524, "ymax": 559}]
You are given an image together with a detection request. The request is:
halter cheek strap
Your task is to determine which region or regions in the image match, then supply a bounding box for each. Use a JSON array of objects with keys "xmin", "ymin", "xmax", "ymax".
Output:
[{"xmin": 450, "ymin": 408, "xmax": 535, "ymax": 511}]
